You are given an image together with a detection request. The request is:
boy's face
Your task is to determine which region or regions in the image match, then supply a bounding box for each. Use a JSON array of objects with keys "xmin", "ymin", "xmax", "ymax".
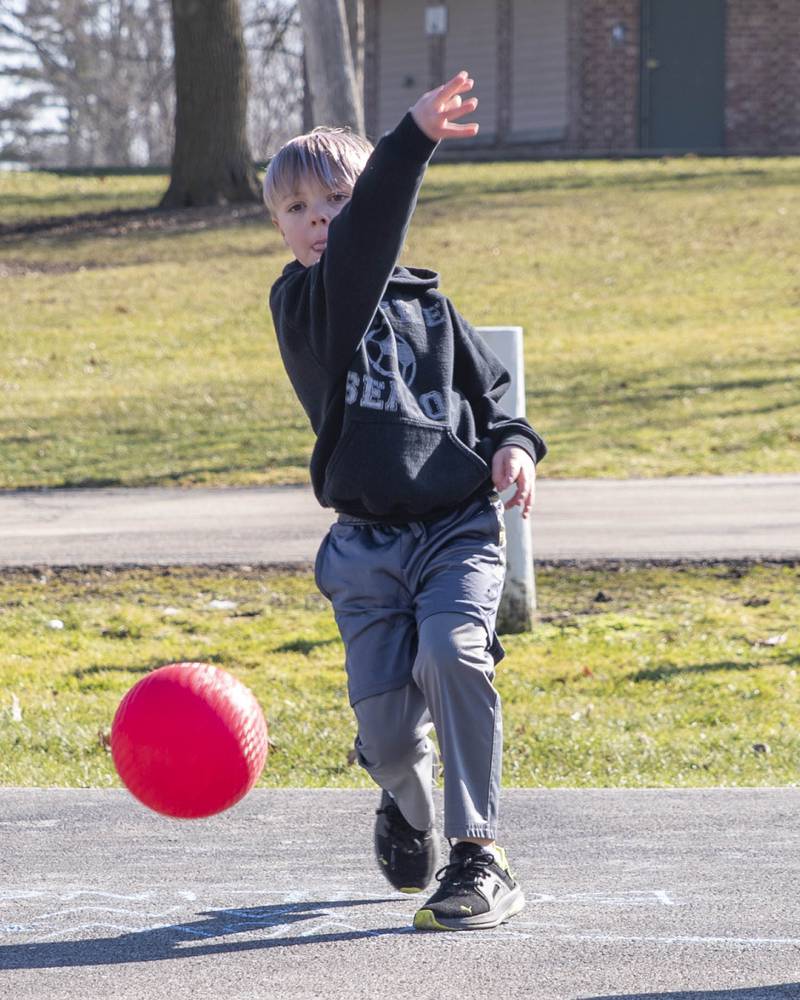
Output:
[{"xmin": 272, "ymin": 179, "xmax": 352, "ymax": 267}]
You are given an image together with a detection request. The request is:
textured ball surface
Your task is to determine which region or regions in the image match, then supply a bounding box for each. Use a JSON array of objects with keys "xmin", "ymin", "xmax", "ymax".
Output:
[{"xmin": 111, "ymin": 662, "xmax": 268, "ymax": 819}]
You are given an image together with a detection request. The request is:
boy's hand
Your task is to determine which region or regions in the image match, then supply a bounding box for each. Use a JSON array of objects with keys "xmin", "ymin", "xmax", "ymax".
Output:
[
  {"xmin": 492, "ymin": 445, "xmax": 536, "ymax": 520},
  {"xmin": 410, "ymin": 71, "xmax": 479, "ymax": 141}
]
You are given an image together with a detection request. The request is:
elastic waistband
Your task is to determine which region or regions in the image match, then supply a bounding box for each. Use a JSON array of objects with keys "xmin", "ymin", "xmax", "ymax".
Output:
[{"xmin": 335, "ymin": 491, "xmax": 499, "ymax": 532}]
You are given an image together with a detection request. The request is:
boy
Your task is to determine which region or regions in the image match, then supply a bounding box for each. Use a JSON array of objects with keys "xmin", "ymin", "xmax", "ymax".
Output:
[{"xmin": 265, "ymin": 71, "xmax": 546, "ymax": 931}]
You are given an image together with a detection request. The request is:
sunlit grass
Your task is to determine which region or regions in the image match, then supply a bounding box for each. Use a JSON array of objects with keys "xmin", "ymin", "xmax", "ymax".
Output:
[
  {"xmin": 2, "ymin": 158, "xmax": 799, "ymax": 487},
  {"xmin": 1, "ymin": 562, "xmax": 798, "ymax": 788}
]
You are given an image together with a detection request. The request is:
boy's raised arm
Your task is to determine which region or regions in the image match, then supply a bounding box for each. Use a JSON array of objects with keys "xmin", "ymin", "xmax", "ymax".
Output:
[{"xmin": 274, "ymin": 72, "xmax": 479, "ymax": 374}]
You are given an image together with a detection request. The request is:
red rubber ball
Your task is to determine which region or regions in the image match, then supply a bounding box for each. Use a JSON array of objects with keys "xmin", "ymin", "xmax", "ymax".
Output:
[{"xmin": 111, "ymin": 662, "xmax": 268, "ymax": 819}]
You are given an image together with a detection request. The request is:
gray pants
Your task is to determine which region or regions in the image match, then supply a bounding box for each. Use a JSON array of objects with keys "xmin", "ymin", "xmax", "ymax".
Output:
[{"xmin": 315, "ymin": 493, "xmax": 506, "ymax": 839}]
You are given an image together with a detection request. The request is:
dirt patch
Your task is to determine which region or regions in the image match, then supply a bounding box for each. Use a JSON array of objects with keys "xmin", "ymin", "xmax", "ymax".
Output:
[
  {"xmin": 0, "ymin": 259, "xmax": 115, "ymax": 276},
  {"xmin": 0, "ymin": 203, "xmax": 267, "ymax": 243},
  {"xmin": 0, "ymin": 202, "xmax": 270, "ymax": 274}
]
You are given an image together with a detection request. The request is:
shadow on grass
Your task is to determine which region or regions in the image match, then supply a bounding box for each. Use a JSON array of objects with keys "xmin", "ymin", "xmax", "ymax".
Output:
[
  {"xmin": 0, "ymin": 185, "xmax": 166, "ymax": 210},
  {"xmin": 57, "ymin": 476, "xmax": 127, "ymax": 489},
  {"xmin": 627, "ymin": 647, "xmax": 800, "ymax": 681},
  {"xmin": 5, "ymin": 165, "xmax": 778, "ymax": 238},
  {"xmin": 274, "ymin": 637, "xmax": 340, "ymax": 656},
  {"xmin": 531, "ymin": 372, "xmax": 799, "ymax": 411},
  {"xmin": 418, "ymin": 163, "xmax": 797, "ymax": 207},
  {"xmin": 0, "ymin": 202, "xmax": 286, "ymax": 273},
  {"xmin": 16, "ymin": 453, "xmax": 310, "ymax": 490},
  {"xmin": 0, "ymin": 898, "xmax": 412, "ymax": 970},
  {"xmin": 526, "ymin": 361, "xmax": 800, "ymax": 449},
  {"xmin": 0, "ymin": 242, "xmax": 285, "ymax": 275},
  {"xmin": 0, "ymin": 204, "xmax": 266, "ymax": 240},
  {"xmin": 72, "ymin": 662, "xmax": 158, "ymax": 679},
  {"xmin": 629, "ymin": 660, "xmax": 768, "ymax": 683},
  {"xmin": 7, "ymin": 160, "xmax": 796, "ymax": 257}
]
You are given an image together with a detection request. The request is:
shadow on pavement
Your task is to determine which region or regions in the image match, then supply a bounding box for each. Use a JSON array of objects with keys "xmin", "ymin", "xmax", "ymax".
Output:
[
  {"xmin": 0, "ymin": 898, "xmax": 414, "ymax": 970},
  {"xmin": 584, "ymin": 987, "xmax": 800, "ymax": 1000}
]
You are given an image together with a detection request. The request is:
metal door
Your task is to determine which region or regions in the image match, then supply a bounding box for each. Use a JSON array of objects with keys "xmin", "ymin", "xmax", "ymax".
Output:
[{"xmin": 640, "ymin": 0, "xmax": 726, "ymax": 151}]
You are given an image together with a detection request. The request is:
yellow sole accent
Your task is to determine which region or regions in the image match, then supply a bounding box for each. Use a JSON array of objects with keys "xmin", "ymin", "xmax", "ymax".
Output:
[
  {"xmin": 413, "ymin": 909, "xmax": 453, "ymax": 931},
  {"xmin": 398, "ymin": 887, "xmax": 423, "ymax": 894}
]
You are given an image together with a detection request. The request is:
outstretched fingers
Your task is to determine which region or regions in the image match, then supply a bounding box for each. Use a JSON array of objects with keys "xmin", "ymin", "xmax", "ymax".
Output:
[
  {"xmin": 438, "ymin": 104, "xmax": 479, "ymax": 135},
  {"xmin": 438, "ymin": 71, "xmax": 475, "ymax": 103},
  {"xmin": 410, "ymin": 70, "xmax": 479, "ymax": 140},
  {"xmin": 442, "ymin": 95, "xmax": 478, "ymax": 118},
  {"xmin": 439, "ymin": 119, "xmax": 480, "ymax": 137}
]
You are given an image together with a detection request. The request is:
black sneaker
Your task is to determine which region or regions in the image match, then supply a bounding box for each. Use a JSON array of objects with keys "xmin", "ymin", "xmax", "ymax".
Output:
[
  {"xmin": 413, "ymin": 841, "xmax": 525, "ymax": 930},
  {"xmin": 374, "ymin": 791, "xmax": 439, "ymax": 894}
]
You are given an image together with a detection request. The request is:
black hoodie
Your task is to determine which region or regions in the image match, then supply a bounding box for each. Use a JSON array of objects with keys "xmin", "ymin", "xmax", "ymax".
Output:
[{"xmin": 269, "ymin": 112, "xmax": 547, "ymax": 522}]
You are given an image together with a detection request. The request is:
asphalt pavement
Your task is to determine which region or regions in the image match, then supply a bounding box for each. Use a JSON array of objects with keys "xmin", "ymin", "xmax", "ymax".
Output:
[
  {"xmin": 2, "ymin": 787, "xmax": 799, "ymax": 1000},
  {"xmin": 3, "ymin": 478, "xmax": 800, "ymax": 999},
  {"xmin": 1, "ymin": 474, "xmax": 799, "ymax": 567}
]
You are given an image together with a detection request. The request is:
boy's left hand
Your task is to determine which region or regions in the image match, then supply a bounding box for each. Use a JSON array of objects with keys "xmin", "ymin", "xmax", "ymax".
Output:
[
  {"xmin": 410, "ymin": 71, "xmax": 480, "ymax": 141},
  {"xmin": 492, "ymin": 445, "xmax": 536, "ymax": 519}
]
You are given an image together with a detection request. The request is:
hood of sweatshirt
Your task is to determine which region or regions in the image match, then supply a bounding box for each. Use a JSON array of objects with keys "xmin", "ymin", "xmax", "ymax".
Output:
[
  {"xmin": 281, "ymin": 259, "xmax": 439, "ymax": 292},
  {"xmin": 386, "ymin": 265, "xmax": 439, "ymax": 290}
]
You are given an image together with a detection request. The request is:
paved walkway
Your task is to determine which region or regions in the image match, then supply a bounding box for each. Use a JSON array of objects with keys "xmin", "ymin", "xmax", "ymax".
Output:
[
  {"xmin": 1, "ymin": 474, "xmax": 799, "ymax": 567},
  {"xmin": 2, "ymin": 787, "xmax": 799, "ymax": 999}
]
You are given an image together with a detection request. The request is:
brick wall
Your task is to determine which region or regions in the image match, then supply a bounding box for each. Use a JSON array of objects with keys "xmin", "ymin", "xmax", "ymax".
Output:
[
  {"xmin": 570, "ymin": 0, "xmax": 800, "ymax": 153},
  {"xmin": 367, "ymin": 0, "xmax": 800, "ymax": 156},
  {"xmin": 575, "ymin": 0, "xmax": 640, "ymax": 150},
  {"xmin": 726, "ymin": 0, "xmax": 800, "ymax": 150}
]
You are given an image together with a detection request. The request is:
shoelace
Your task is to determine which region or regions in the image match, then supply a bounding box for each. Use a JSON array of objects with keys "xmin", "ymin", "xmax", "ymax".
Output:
[
  {"xmin": 434, "ymin": 849, "xmax": 495, "ymax": 887},
  {"xmin": 376, "ymin": 802, "xmax": 426, "ymax": 853}
]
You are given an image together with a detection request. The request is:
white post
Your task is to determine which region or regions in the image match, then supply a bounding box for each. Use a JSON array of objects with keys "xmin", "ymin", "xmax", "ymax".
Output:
[{"xmin": 477, "ymin": 326, "xmax": 536, "ymax": 632}]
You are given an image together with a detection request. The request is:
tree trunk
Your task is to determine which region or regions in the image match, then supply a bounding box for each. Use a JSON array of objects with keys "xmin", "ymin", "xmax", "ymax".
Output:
[
  {"xmin": 298, "ymin": 0, "xmax": 364, "ymax": 133},
  {"xmin": 160, "ymin": 0, "xmax": 260, "ymax": 208},
  {"xmin": 302, "ymin": 52, "xmax": 313, "ymax": 134},
  {"xmin": 345, "ymin": 0, "xmax": 364, "ymax": 102}
]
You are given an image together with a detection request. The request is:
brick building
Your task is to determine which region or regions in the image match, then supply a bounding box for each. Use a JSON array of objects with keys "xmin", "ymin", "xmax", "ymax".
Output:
[{"xmin": 363, "ymin": 0, "xmax": 800, "ymax": 155}]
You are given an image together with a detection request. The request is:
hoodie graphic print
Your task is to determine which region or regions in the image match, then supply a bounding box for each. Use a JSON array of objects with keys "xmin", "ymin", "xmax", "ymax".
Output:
[{"xmin": 270, "ymin": 113, "xmax": 546, "ymax": 522}]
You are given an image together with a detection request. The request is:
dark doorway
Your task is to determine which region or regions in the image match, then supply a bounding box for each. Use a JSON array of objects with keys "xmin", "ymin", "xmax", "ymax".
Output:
[{"xmin": 640, "ymin": 0, "xmax": 726, "ymax": 151}]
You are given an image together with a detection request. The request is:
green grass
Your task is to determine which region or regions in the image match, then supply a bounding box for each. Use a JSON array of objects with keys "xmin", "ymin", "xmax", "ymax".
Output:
[
  {"xmin": 1, "ymin": 562, "xmax": 798, "ymax": 788},
  {"xmin": 2, "ymin": 158, "xmax": 799, "ymax": 488},
  {"xmin": 0, "ymin": 172, "xmax": 167, "ymax": 222}
]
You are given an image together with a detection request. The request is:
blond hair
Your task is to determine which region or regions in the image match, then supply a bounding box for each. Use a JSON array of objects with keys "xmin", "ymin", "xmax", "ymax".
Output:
[{"xmin": 263, "ymin": 127, "xmax": 373, "ymax": 215}]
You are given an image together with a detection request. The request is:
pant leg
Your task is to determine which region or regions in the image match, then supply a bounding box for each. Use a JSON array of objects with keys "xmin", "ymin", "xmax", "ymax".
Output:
[
  {"xmin": 412, "ymin": 611, "xmax": 503, "ymax": 840},
  {"xmin": 315, "ymin": 522, "xmax": 420, "ymax": 705},
  {"xmin": 352, "ymin": 684, "xmax": 438, "ymax": 832},
  {"xmin": 316, "ymin": 522, "xmax": 438, "ymax": 831}
]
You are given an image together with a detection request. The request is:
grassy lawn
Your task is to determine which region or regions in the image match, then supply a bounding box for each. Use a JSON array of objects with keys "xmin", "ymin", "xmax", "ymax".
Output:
[
  {"xmin": 2, "ymin": 158, "xmax": 799, "ymax": 488},
  {"xmin": 1, "ymin": 562, "xmax": 798, "ymax": 789}
]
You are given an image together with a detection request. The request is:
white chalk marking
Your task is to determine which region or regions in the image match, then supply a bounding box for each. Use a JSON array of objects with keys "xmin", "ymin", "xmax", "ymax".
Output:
[
  {"xmin": 170, "ymin": 924, "xmax": 221, "ymax": 939},
  {"xmin": 559, "ymin": 932, "xmax": 800, "ymax": 946},
  {"xmin": 224, "ymin": 888, "xmax": 307, "ymax": 903},
  {"xmin": 29, "ymin": 906, "xmax": 183, "ymax": 921},
  {"xmin": 13, "ymin": 922, "xmax": 178, "ymax": 939},
  {"xmin": 527, "ymin": 889, "xmax": 678, "ymax": 907},
  {"xmin": 54, "ymin": 890, "xmax": 156, "ymax": 902},
  {"xmin": 0, "ymin": 819, "xmax": 58, "ymax": 828},
  {"xmin": 299, "ymin": 920, "xmax": 361, "ymax": 937},
  {"xmin": 220, "ymin": 907, "xmax": 306, "ymax": 921},
  {"xmin": 14, "ymin": 884, "xmax": 795, "ymax": 950},
  {"xmin": 5, "ymin": 910, "xmax": 799, "ymax": 949},
  {"xmin": 509, "ymin": 921, "xmax": 574, "ymax": 929}
]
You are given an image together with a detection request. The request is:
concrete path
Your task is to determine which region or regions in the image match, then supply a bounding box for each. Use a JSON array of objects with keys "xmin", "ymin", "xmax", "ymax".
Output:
[
  {"xmin": 1, "ymin": 474, "xmax": 799, "ymax": 567},
  {"xmin": 1, "ymin": 787, "xmax": 799, "ymax": 1000}
]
